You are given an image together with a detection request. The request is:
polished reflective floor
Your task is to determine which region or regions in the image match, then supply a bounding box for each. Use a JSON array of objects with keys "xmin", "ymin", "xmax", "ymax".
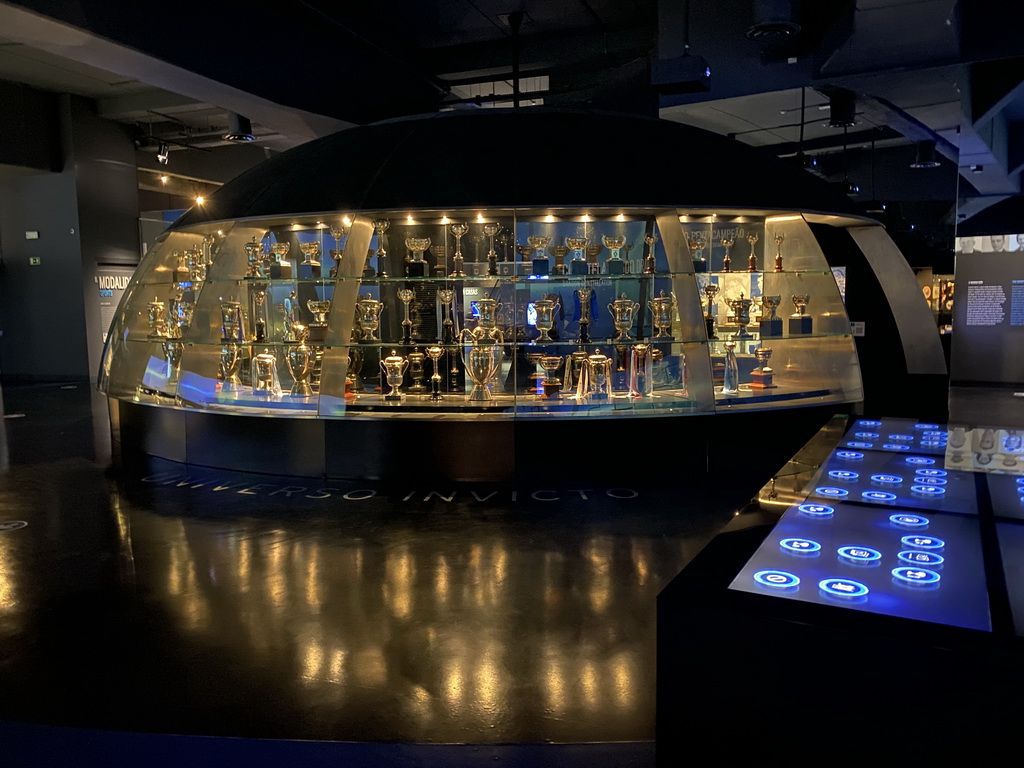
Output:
[{"xmin": 0, "ymin": 382, "xmax": 767, "ymax": 763}]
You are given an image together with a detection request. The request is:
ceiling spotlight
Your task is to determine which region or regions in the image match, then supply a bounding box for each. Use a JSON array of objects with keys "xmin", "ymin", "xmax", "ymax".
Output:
[
  {"xmin": 910, "ymin": 140, "xmax": 941, "ymax": 169},
  {"xmin": 156, "ymin": 142, "xmax": 169, "ymax": 165},
  {"xmin": 195, "ymin": 196, "xmax": 205, "ymax": 205},
  {"xmin": 826, "ymin": 90, "xmax": 857, "ymax": 128},
  {"xmin": 223, "ymin": 113, "xmax": 255, "ymax": 142}
]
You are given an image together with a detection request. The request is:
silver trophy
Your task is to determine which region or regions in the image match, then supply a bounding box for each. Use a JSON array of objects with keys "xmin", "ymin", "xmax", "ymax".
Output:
[
  {"xmin": 328, "ymin": 224, "xmax": 347, "ymax": 278},
  {"xmin": 648, "ymin": 290, "xmax": 675, "ymax": 340},
  {"xmin": 219, "ymin": 342, "xmax": 243, "ymax": 386},
  {"xmin": 483, "ymin": 223, "xmax": 500, "ymax": 276},
  {"xmin": 643, "ymin": 232, "xmax": 659, "ymax": 274},
  {"xmin": 380, "ymin": 350, "xmax": 409, "ymax": 401},
  {"xmin": 407, "ymin": 348, "xmax": 429, "ymax": 394},
  {"xmin": 372, "ymin": 219, "xmax": 390, "ymax": 278},
  {"xmin": 286, "ymin": 326, "xmax": 315, "ymax": 397},
  {"xmin": 721, "ymin": 340, "xmax": 739, "ymax": 395},
  {"xmin": 355, "ymin": 295, "xmax": 384, "ymax": 342},
  {"xmin": 426, "ymin": 345, "xmax": 445, "ymax": 401},
  {"xmin": 306, "ymin": 299, "xmax": 332, "ymax": 344},
  {"xmin": 608, "ymin": 293, "xmax": 639, "ymax": 342},
  {"xmin": 252, "ymin": 349, "xmax": 280, "ymax": 395},
  {"xmin": 397, "ymin": 288, "xmax": 415, "ymax": 344},
  {"xmin": 437, "ymin": 289, "xmax": 457, "ymax": 342},
  {"xmin": 244, "ymin": 237, "xmax": 263, "ymax": 279},
  {"xmin": 533, "ymin": 298, "xmax": 558, "ymax": 343},
  {"xmin": 220, "ymin": 301, "xmax": 245, "ymax": 343},
  {"xmin": 576, "ymin": 288, "xmax": 594, "ymax": 344},
  {"xmin": 539, "ymin": 355, "xmax": 563, "ymax": 399},
  {"xmin": 461, "ymin": 330, "xmax": 505, "ymax": 402},
  {"xmin": 725, "ymin": 293, "xmax": 753, "ymax": 339},
  {"xmin": 629, "ymin": 343, "xmax": 654, "ymax": 398}
]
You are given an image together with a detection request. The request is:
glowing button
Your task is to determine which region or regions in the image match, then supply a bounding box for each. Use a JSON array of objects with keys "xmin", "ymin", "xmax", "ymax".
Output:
[
  {"xmin": 847, "ymin": 441, "xmax": 873, "ymax": 449},
  {"xmin": 837, "ymin": 546, "xmax": 882, "ymax": 563},
  {"xmin": 911, "ymin": 485, "xmax": 946, "ymax": 497},
  {"xmin": 892, "ymin": 567, "xmax": 941, "ymax": 586},
  {"xmin": 901, "ymin": 535, "xmax": 945, "ymax": 550},
  {"xmin": 780, "ymin": 538, "xmax": 822, "ymax": 554},
  {"xmin": 856, "ymin": 432, "xmax": 879, "ymax": 439},
  {"xmin": 816, "ymin": 487, "xmax": 850, "ymax": 498},
  {"xmin": 754, "ymin": 570, "xmax": 800, "ymax": 589},
  {"xmin": 920, "ymin": 440, "xmax": 946, "ymax": 448},
  {"xmin": 1016, "ymin": 477, "xmax": 1024, "ymax": 486},
  {"xmin": 898, "ymin": 550, "xmax": 944, "ymax": 567},
  {"xmin": 913, "ymin": 476, "xmax": 947, "ymax": 486},
  {"xmin": 828, "ymin": 470, "xmax": 860, "ymax": 481},
  {"xmin": 858, "ymin": 420, "xmax": 882, "ymax": 427},
  {"xmin": 798, "ymin": 503, "xmax": 834, "ymax": 518},
  {"xmin": 871, "ymin": 474, "xmax": 904, "ymax": 485},
  {"xmin": 890, "ymin": 513, "xmax": 929, "ymax": 528},
  {"xmin": 916, "ymin": 469, "xmax": 947, "ymax": 477},
  {"xmin": 819, "ymin": 578, "xmax": 869, "ymax": 598},
  {"xmin": 916, "ymin": 424, "xmax": 941, "ymax": 430},
  {"xmin": 889, "ymin": 434, "xmax": 914, "ymax": 441},
  {"xmin": 883, "ymin": 443, "xmax": 911, "ymax": 451},
  {"xmin": 906, "ymin": 457, "xmax": 936, "ymax": 466},
  {"xmin": 836, "ymin": 451, "xmax": 864, "ymax": 460},
  {"xmin": 862, "ymin": 490, "xmax": 897, "ymax": 502}
]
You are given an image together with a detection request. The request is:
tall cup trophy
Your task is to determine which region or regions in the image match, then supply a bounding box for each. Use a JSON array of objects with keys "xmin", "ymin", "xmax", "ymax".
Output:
[
  {"xmin": 649, "ymin": 290, "xmax": 675, "ymax": 340},
  {"xmin": 750, "ymin": 346, "xmax": 776, "ymax": 388},
  {"xmin": 483, "ymin": 223, "xmax": 500, "ymax": 276},
  {"xmin": 372, "ymin": 219, "xmax": 390, "ymax": 278},
  {"xmin": 147, "ymin": 298, "xmax": 169, "ymax": 338},
  {"xmin": 306, "ymin": 299, "xmax": 331, "ymax": 343},
  {"xmin": 298, "ymin": 241, "xmax": 321, "ymax": 279},
  {"xmin": 469, "ymin": 297, "xmax": 503, "ymax": 343},
  {"xmin": 726, "ymin": 293, "xmax": 753, "ymax": 339},
  {"xmin": 252, "ymin": 349, "xmax": 281, "ymax": 396},
  {"xmin": 552, "ymin": 244, "xmax": 569, "ymax": 275},
  {"xmin": 688, "ymin": 232, "xmax": 708, "ymax": 273},
  {"xmin": 251, "ymin": 283, "xmax": 269, "ymax": 343},
  {"xmin": 405, "ymin": 237, "xmax": 430, "ymax": 278},
  {"xmin": 721, "ymin": 340, "xmax": 740, "ymax": 395},
  {"xmin": 580, "ymin": 348, "xmax": 613, "ymax": 400},
  {"xmin": 162, "ymin": 339, "xmax": 183, "ymax": 388},
  {"xmin": 703, "ymin": 284, "xmax": 720, "ymax": 339},
  {"xmin": 380, "ymin": 350, "xmax": 409, "ymax": 401},
  {"xmin": 220, "ymin": 300, "xmax": 245, "ymax": 343},
  {"xmin": 244, "ymin": 237, "xmax": 263, "ymax": 279},
  {"xmin": 173, "ymin": 251, "xmax": 192, "ymax": 283},
  {"xmin": 219, "ymin": 342, "xmax": 243, "ymax": 387},
  {"xmin": 746, "ymin": 231, "xmax": 760, "ymax": 272},
  {"xmin": 539, "ymin": 355, "xmax": 563, "ymax": 399},
  {"xmin": 461, "ymin": 329, "xmax": 505, "ymax": 402},
  {"xmin": 643, "ymin": 232, "xmax": 659, "ymax": 274},
  {"xmin": 270, "ymin": 242, "xmax": 292, "ymax": 279},
  {"xmin": 561, "ymin": 348, "xmax": 589, "ymax": 395},
  {"xmin": 450, "ymin": 222, "xmax": 468, "ymax": 277},
  {"xmin": 629, "ymin": 343, "xmax": 654, "ymax": 398},
  {"xmin": 355, "ymin": 295, "xmax": 384, "ymax": 342},
  {"xmin": 286, "ymin": 325, "xmax": 315, "ymax": 396},
  {"xmin": 759, "ymin": 294, "xmax": 783, "ymax": 337},
  {"xmin": 533, "ymin": 298, "xmax": 558, "ymax": 343},
  {"xmin": 773, "ymin": 232, "xmax": 785, "ymax": 272},
  {"xmin": 397, "ymin": 288, "xmax": 415, "ymax": 344},
  {"xmin": 603, "ymin": 235, "xmax": 627, "ymax": 275},
  {"xmin": 567, "ymin": 237, "xmax": 589, "ymax": 276},
  {"xmin": 328, "ymin": 225, "xmax": 346, "ymax": 278},
  {"xmin": 608, "ymin": 293, "xmax": 639, "ymax": 341},
  {"xmin": 407, "ymin": 349, "xmax": 429, "ymax": 393},
  {"xmin": 426, "ymin": 345, "xmax": 445, "ymax": 401},
  {"xmin": 789, "ymin": 294, "xmax": 812, "ymax": 334},
  {"xmin": 528, "ymin": 235, "xmax": 552, "ymax": 276},
  {"xmin": 437, "ymin": 289, "xmax": 456, "ymax": 343},
  {"xmin": 575, "ymin": 288, "xmax": 594, "ymax": 343},
  {"xmin": 720, "ymin": 233, "xmax": 735, "ymax": 272},
  {"xmin": 585, "ymin": 243, "xmax": 603, "ymax": 274}
]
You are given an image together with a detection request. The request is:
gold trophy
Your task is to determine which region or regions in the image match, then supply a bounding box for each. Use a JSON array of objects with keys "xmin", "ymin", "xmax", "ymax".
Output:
[
  {"xmin": 372, "ymin": 219, "xmax": 390, "ymax": 278},
  {"xmin": 252, "ymin": 349, "xmax": 280, "ymax": 395},
  {"xmin": 450, "ymin": 222, "xmax": 468, "ymax": 277},
  {"xmin": 147, "ymin": 298, "xmax": 169, "ymax": 338},
  {"xmin": 286, "ymin": 325, "xmax": 315, "ymax": 396},
  {"xmin": 219, "ymin": 343, "xmax": 243, "ymax": 386},
  {"xmin": 461, "ymin": 330, "xmax": 505, "ymax": 402},
  {"xmin": 725, "ymin": 293, "xmax": 753, "ymax": 339},
  {"xmin": 306, "ymin": 299, "xmax": 331, "ymax": 343},
  {"xmin": 298, "ymin": 241, "xmax": 321, "ymax": 279},
  {"xmin": 608, "ymin": 293, "xmax": 639, "ymax": 342},
  {"xmin": 759, "ymin": 294, "xmax": 783, "ymax": 337},
  {"xmin": 220, "ymin": 301, "xmax": 245, "ymax": 343},
  {"xmin": 750, "ymin": 346, "xmax": 776, "ymax": 389},
  {"xmin": 720, "ymin": 232, "xmax": 735, "ymax": 272},
  {"xmin": 407, "ymin": 348, "xmax": 428, "ymax": 393},
  {"xmin": 539, "ymin": 355, "xmax": 563, "ymax": 398},
  {"xmin": 773, "ymin": 232, "xmax": 785, "ymax": 272},
  {"xmin": 688, "ymin": 232, "xmax": 708, "ymax": 273},
  {"xmin": 483, "ymin": 222, "xmax": 500, "ymax": 276},
  {"xmin": 355, "ymin": 295, "xmax": 384, "ymax": 342},
  {"xmin": 397, "ymin": 288, "xmax": 415, "ymax": 344},
  {"xmin": 328, "ymin": 224, "xmax": 347, "ymax": 278},
  {"xmin": 648, "ymin": 290, "xmax": 675, "ymax": 340},
  {"xmin": 576, "ymin": 287, "xmax": 594, "ymax": 343},
  {"xmin": 789, "ymin": 294, "xmax": 812, "ymax": 334},
  {"xmin": 585, "ymin": 242, "xmax": 603, "ymax": 274},
  {"xmin": 567, "ymin": 237, "xmax": 589, "ymax": 276},
  {"xmin": 380, "ymin": 350, "xmax": 409, "ymax": 401},
  {"xmin": 438, "ymin": 289, "xmax": 457, "ymax": 342},
  {"xmin": 533, "ymin": 298, "xmax": 558, "ymax": 343},
  {"xmin": 173, "ymin": 251, "xmax": 192, "ymax": 283},
  {"xmin": 746, "ymin": 231, "xmax": 759, "ymax": 272},
  {"xmin": 244, "ymin": 237, "xmax": 263, "ymax": 279},
  {"xmin": 405, "ymin": 237, "xmax": 431, "ymax": 277},
  {"xmin": 270, "ymin": 242, "xmax": 292, "ymax": 279},
  {"xmin": 251, "ymin": 283, "xmax": 269, "ymax": 343},
  {"xmin": 561, "ymin": 348, "xmax": 589, "ymax": 395},
  {"xmin": 467, "ymin": 297, "xmax": 503, "ymax": 344},
  {"xmin": 426, "ymin": 345, "xmax": 445, "ymax": 401},
  {"xmin": 603, "ymin": 234, "xmax": 626, "ymax": 275},
  {"xmin": 643, "ymin": 232, "xmax": 659, "ymax": 274},
  {"xmin": 528, "ymin": 235, "xmax": 552, "ymax": 276},
  {"xmin": 162, "ymin": 339, "xmax": 183, "ymax": 388},
  {"xmin": 703, "ymin": 284, "xmax": 720, "ymax": 339}
]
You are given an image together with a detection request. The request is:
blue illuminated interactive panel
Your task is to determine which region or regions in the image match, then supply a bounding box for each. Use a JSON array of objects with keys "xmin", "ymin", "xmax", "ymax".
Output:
[
  {"xmin": 998, "ymin": 521, "xmax": 1024, "ymax": 637},
  {"xmin": 729, "ymin": 500, "xmax": 991, "ymax": 630},
  {"xmin": 840, "ymin": 418, "xmax": 949, "ymax": 456},
  {"xmin": 989, "ymin": 474, "xmax": 1024, "ymax": 520}
]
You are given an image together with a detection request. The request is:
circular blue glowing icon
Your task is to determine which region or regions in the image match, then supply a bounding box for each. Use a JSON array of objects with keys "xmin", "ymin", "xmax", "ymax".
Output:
[
  {"xmin": 1016, "ymin": 477, "xmax": 1024, "ymax": 486},
  {"xmin": 916, "ymin": 423, "xmax": 941, "ymax": 431},
  {"xmin": 847, "ymin": 441, "xmax": 873, "ymax": 449},
  {"xmin": 837, "ymin": 546, "xmax": 882, "ymax": 563},
  {"xmin": 889, "ymin": 434, "xmax": 914, "ymax": 441},
  {"xmin": 819, "ymin": 578, "xmax": 869, "ymax": 598},
  {"xmin": 923, "ymin": 430, "xmax": 947, "ymax": 437},
  {"xmin": 862, "ymin": 490, "xmax": 897, "ymax": 502},
  {"xmin": 913, "ymin": 476, "xmax": 946, "ymax": 486},
  {"xmin": 911, "ymin": 485, "xmax": 946, "ymax": 497},
  {"xmin": 901, "ymin": 535, "xmax": 945, "ymax": 550},
  {"xmin": 906, "ymin": 456, "xmax": 936, "ymax": 466},
  {"xmin": 754, "ymin": 570, "xmax": 800, "ymax": 589},
  {"xmin": 890, "ymin": 513, "xmax": 929, "ymax": 528},
  {"xmin": 798, "ymin": 503, "xmax": 834, "ymax": 518},
  {"xmin": 836, "ymin": 450, "xmax": 864, "ymax": 460},
  {"xmin": 920, "ymin": 440, "xmax": 947, "ymax": 448},
  {"xmin": 780, "ymin": 538, "xmax": 822, "ymax": 555},
  {"xmin": 898, "ymin": 550, "xmax": 945, "ymax": 567},
  {"xmin": 916, "ymin": 468, "xmax": 947, "ymax": 477},
  {"xmin": 816, "ymin": 486, "xmax": 850, "ymax": 499},
  {"xmin": 856, "ymin": 431, "xmax": 880, "ymax": 439},
  {"xmin": 871, "ymin": 474, "xmax": 904, "ymax": 485},
  {"xmin": 828, "ymin": 470, "xmax": 860, "ymax": 481},
  {"xmin": 892, "ymin": 567, "xmax": 941, "ymax": 586},
  {"xmin": 858, "ymin": 420, "xmax": 882, "ymax": 427},
  {"xmin": 883, "ymin": 443, "xmax": 911, "ymax": 451}
]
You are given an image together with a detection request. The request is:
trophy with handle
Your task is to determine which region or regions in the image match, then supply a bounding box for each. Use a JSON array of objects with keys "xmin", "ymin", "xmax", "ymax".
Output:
[{"xmin": 379, "ymin": 350, "xmax": 409, "ymax": 401}]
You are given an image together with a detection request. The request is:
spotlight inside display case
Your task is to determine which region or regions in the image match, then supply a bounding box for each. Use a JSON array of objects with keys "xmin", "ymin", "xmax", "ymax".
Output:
[{"xmin": 98, "ymin": 109, "xmax": 871, "ymax": 480}]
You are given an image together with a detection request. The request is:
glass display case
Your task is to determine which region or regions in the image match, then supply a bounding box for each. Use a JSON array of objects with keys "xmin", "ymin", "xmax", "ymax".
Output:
[{"xmin": 99, "ymin": 208, "xmax": 861, "ymax": 420}]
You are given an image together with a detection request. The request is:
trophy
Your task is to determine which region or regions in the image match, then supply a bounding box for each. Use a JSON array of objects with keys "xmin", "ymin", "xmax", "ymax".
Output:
[
  {"xmin": 585, "ymin": 243, "xmax": 603, "ymax": 274},
  {"xmin": 306, "ymin": 299, "xmax": 331, "ymax": 343},
  {"xmin": 162, "ymin": 339, "xmax": 183, "ymax": 388},
  {"xmin": 328, "ymin": 225, "xmax": 347, "ymax": 278},
  {"xmin": 405, "ymin": 237, "xmax": 431, "ymax": 278},
  {"xmin": 750, "ymin": 346, "xmax": 776, "ymax": 389},
  {"xmin": 363, "ymin": 248, "xmax": 376, "ymax": 280},
  {"xmin": 623, "ymin": 242, "xmax": 635, "ymax": 273},
  {"xmin": 643, "ymin": 232, "xmax": 659, "ymax": 274},
  {"xmin": 426, "ymin": 345, "xmax": 445, "ymax": 401},
  {"xmin": 539, "ymin": 355, "xmax": 563, "ymax": 398},
  {"xmin": 579, "ymin": 348, "xmax": 613, "ymax": 400},
  {"xmin": 629, "ymin": 343, "xmax": 654, "ymax": 398},
  {"xmin": 703, "ymin": 284, "xmax": 720, "ymax": 340},
  {"xmin": 251, "ymin": 284, "xmax": 269, "ymax": 343},
  {"xmin": 270, "ymin": 242, "xmax": 292, "ymax": 279},
  {"xmin": 688, "ymin": 232, "xmax": 708, "ymax": 273},
  {"xmin": 533, "ymin": 298, "xmax": 558, "ymax": 343},
  {"xmin": 355, "ymin": 295, "xmax": 384, "ymax": 342},
  {"xmin": 397, "ymin": 288, "xmax": 415, "ymax": 344},
  {"xmin": 220, "ymin": 301, "xmax": 245, "ymax": 343},
  {"xmin": 576, "ymin": 288, "xmax": 594, "ymax": 343},
  {"xmin": 252, "ymin": 349, "xmax": 280, "ymax": 396},
  {"xmin": 219, "ymin": 343, "xmax": 243, "ymax": 387},
  {"xmin": 298, "ymin": 241, "xmax": 321, "ymax": 279},
  {"xmin": 438, "ymin": 289, "xmax": 456, "ymax": 342},
  {"xmin": 608, "ymin": 293, "xmax": 639, "ymax": 341},
  {"xmin": 147, "ymin": 298, "xmax": 169, "ymax": 339},
  {"xmin": 552, "ymin": 244, "xmax": 569, "ymax": 275},
  {"xmin": 462, "ymin": 331, "xmax": 505, "ymax": 402},
  {"xmin": 372, "ymin": 219, "xmax": 390, "ymax": 278},
  {"xmin": 759, "ymin": 295, "xmax": 783, "ymax": 337},
  {"xmin": 746, "ymin": 231, "xmax": 759, "ymax": 272},
  {"xmin": 648, "ymin": 290, "xmax": 675, "ymax": 340},
  {"xmin": 676, "ymin": 349, "xmax": 689, "ymax": 398},
  {"xmin": 773, "ymin": 232, "xmax": 785, "ymax": 272},
  {"xmin": 244, "ymin": 237, "xmax": 263, "ymax": 279},
  {"xmin": 721, "ymin": 340, "xmax": 739, "ymax": 395},
  {"xmin": 468, "ymin": 297, "xmax": 503, "ymax": 344},
  {"xmin": 561, "ymin": 348, "xmax": 589, "ymax": 395},
  {"xmin": 603, "ymin": 235, "xmax": 627, "ymax": 275},
  {"xmin": 789, "ymin": 294, "xmax": 812, "ymax": 334},
  {"xmin": 380, "ymin": 350, "xmax": 409, "ymax": 401},
  {"xmin": 345, "ymin": 335, "xmax": 365, "ymax": 395},
  {"xmin": 567, "ymin": 237, "xmax": 589, "ymax": 276},
  {"xmin": 483, "ymin": 222, "xmax": 500, "ymax": 276},
  {"xmin": 173, "ymin": 251, "xmax": 192, "ymax": 283},
  {"xmin": 407, "ymin": 348, "xmax": 429, "ymax": 393},
  {"xmin": 450, "ymin": 222, "xmax": 468, "ymax": 277},
  {"xmin": 169, "ymin": 289, "xmax": 194, "ymax": 338},
  {"xmin": 199, "ymin": 234, "xmax": 215, "ymax": 280},
  {"xmin": 726, "ymin": 293, "xmax": 753, "ymax": 339},
  {"xmin": 526, "ymin": 351, "xmax": 545, "ymax": 395},
  {"xmin": 720, "ymin": 233, "xmax": 735, "ymax": 272},
  {"xmin": 287, "ymin": 326, "xmax": 315, "ymax": 396},
  {"xmin": 528, "ymin": 235, "xmax": 552, "ymax": 276}
]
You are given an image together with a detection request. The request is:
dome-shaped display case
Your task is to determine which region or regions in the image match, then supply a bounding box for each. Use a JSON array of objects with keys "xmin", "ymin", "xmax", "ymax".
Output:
[{"xmin": 99, "ymin": 110, "xmax": 866, "ymax": 480}]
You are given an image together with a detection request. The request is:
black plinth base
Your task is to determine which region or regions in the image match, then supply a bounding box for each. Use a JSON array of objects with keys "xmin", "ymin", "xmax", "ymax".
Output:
[
  {"xmin": 759, "ymin": 318, "xmax": 783, "ymax": 337},
  {"xmin": 605, "ymin": 259, "xmax": 625, "ymax": 275},
  {"xmin": 569, "ymin": 260, "xmax": 589, "ymax": 275},
  {"xmin": 789, "ymin": 315, "xmax": 813, "ymax": 334},
  {"xmin": 692, "ymin": 260, "xmax": 707, "ymax": 273}
]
